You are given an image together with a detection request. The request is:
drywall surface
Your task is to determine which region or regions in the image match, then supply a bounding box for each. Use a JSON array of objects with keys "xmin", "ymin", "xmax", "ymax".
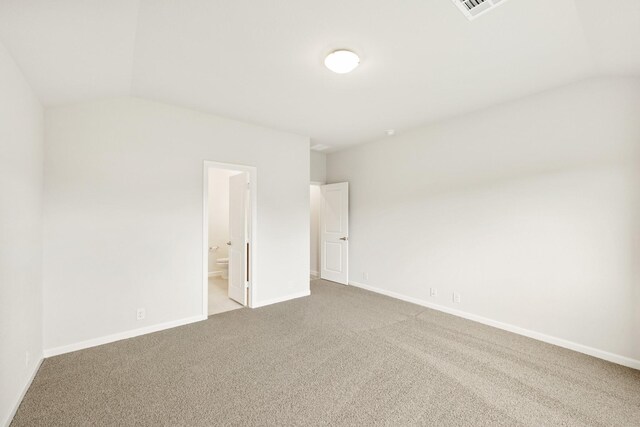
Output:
[
  {"xmin": 310, "ymin": 185, "xmax": 321, "ymax": 277},
  {"xmin": 44, "ymin": 97, "xmax": 310, "ymax": 351},
  {"xmin": 310, "ymin": 151, "xmax": 326, "ymax": 183},
  {"xmin": 207, "ymin": 169, "xmax": 238, "ymax": 273},
  {"xmin": 327, "ymin": 77, "xmax": 640, "ymax": 362},
  {"xmin": 0, "ymin": 42, "xmax": 44, "ymax": 426}
]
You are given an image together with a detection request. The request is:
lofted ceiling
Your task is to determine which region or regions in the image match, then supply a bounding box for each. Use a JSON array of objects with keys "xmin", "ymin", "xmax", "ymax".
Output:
[{"xmin": 0, "ymin": 0, "xmax": 638, "ymax": 151}]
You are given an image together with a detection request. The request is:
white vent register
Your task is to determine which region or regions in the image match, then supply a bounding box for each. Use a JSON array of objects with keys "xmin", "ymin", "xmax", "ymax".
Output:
[{"xmin": 451, "ymin": 0, "xmax": 510, "ymax": 20}]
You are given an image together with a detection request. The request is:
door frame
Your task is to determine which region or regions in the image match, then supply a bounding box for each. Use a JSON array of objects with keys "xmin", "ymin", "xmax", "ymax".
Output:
[
  {"xmin": 203, "ymin": 160, "xmax": 258, "ymax": 314},
  {"xmin": 309, "ymin": 182, "xmax": 324, "ymax": 279}
]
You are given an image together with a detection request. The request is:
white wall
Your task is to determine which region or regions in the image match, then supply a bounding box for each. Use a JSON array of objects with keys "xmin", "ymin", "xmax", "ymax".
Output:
[
  {"xmin": 0, "ymin": 42, "xmax": 44, "ymax": 425},
  {"xmin": 327, "ymin": 77, "xmax": 640, "ymax": 365},
  {"xmin": 310, "ymin": 185, "xmax": 321, "ymax": 277},
  {"xmin": 207, "ymin": 169, "xmax": 238, "ymax": 273},
  {"xmin": 43, "ymin": 97, "xmax": 310, "ymax": 352},
  {"xmin": 310, "ymin": 151, "xmax": 326, "ymax": 183}
]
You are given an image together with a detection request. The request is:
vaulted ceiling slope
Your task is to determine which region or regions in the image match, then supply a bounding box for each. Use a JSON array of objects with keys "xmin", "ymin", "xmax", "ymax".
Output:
[{"xmin": 0, "ymin": 0, "xmax": 638, "ymax": 150}]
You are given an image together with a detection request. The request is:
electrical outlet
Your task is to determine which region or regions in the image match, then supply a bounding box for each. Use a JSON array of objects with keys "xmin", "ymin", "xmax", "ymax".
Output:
[
  {"xmin": 362, "ymin": 272, "xmax": 369, "ymax": 281},
  {"xmin": 136, "ymin": 308, "xmax": 146, "ymax": 321},
  {"xmin": 430, "ymin": 287, "xmax": 438, "ymax": 297},
  {"xmin": 453, "ymin": 292, "xmax": 461, "ymax": 304},
  {"xmin": 25, "ymin": 351, "xmax": 29, "ymax": 368}
]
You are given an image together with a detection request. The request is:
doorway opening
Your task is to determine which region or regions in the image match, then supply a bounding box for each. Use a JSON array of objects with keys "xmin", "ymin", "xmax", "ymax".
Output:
[
  {"xmin": 310, "ymin": 183, "xmax": 322, "ymax": 280},
  {"xmin": 203, "ymin": 161, "xmax": 257, "ymax": 316}
]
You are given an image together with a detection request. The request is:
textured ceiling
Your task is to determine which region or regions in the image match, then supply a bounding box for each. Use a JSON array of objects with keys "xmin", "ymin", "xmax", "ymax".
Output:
[{"xmin": 0, "ymin": 0, "xmax": 638, "ymax": 150}]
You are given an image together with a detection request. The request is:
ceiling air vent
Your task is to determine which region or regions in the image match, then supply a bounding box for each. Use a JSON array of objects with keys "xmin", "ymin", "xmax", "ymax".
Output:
[{"xmin": 451, "ymin": 0, "xmax": 509, "ymax": 20}]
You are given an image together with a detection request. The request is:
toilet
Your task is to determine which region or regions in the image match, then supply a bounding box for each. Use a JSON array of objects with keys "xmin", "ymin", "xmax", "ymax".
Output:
[{"xmin": 216, "ymin": 257, "xmax": 229, "ymax": 279}]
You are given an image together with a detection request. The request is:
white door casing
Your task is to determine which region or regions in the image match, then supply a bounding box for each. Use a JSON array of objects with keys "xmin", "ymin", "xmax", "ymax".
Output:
[
  {"xmin": 320, "ymin": 182, "xmax": 349, "ymax": 285},
  {"xmin": 228, "ymin": 172, "xmax": 248, "ymax": 305}
]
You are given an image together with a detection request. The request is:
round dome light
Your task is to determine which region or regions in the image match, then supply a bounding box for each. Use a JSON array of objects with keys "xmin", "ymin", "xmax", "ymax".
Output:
[{"xmin": 324, "ymin": 50, "xmax": 360, "ymax": 74}]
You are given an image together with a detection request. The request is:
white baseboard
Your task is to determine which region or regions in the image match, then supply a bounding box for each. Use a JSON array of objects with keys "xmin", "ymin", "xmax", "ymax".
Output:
[
  {"xmin": 208, "ymin": 271, "xmax": 222, "ymax": 277},
  {"xmin": 310, "ymin": 270, "xmax": 319, "ymax": 279},
  {"xmin": 349, "ymin": 281, "xmax": 640, "ymax": 370},
  {"xmin": 43, "ymin": 315, "xmax": 207, "ymax": 358},
  {"xmin": 252, "ymin": 290, "xmax": 311, "ymax": 308},
  {"xmin": 3, "ymin": 356, "xmax": 43, "ymax": 427}
]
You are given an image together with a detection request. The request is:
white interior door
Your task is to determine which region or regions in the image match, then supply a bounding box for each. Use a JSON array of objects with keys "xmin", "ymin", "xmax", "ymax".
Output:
[
  {"xmin": 320, "ymin": 182, "xmax": 349, "ymax": 284},
  {"xmin": 228, "ymin": 172, "xmax": 248, "ymax": 305}
]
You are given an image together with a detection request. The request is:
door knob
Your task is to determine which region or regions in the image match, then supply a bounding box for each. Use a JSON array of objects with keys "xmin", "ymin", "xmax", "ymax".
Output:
[
  {"xmin": 226, "ymin": 241, "xmax": 232, "ymax": 246},
  {"xmin": 339, "ymin": 237, "xmax": 348, "ymax": 241}
]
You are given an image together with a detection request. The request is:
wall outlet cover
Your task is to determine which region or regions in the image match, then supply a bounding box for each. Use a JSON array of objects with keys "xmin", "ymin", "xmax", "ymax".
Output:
[
  {"xmin": 453, "ymin": 292, "xmax": 461, "ymax": 303},
  {"xmin": 136, "ymin": 308, "xmax": 146, "ymax": 321}
]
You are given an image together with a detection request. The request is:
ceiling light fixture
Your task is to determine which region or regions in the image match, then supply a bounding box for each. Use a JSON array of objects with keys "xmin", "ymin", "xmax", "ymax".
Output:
[{"xmin": 324, "ymin": 50, "xmax": 360, "ymax": 74}]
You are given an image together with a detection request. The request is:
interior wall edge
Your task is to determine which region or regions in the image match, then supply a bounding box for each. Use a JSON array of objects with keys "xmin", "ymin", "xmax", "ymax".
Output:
[
  {"xmin": 43, "ymin": 315, "xmax": 207, "ymax": 358},
  {"xmin": 2, "ymin": 356, "xmax": 43, "ymax": 427},
  {"xmin": 251, "ymin": 290, "xmax": 311, "ymax": 309},
  {"xmin": 43, "ymin": 287, "xmax": 314, "ymax": 358},
  {"xmin": 349, "ymin": 281, "xmax": 640, "ymax": 370},
  {"xmin": 0, "ymin": 39, "xmax": 45, "ymax": 427}
]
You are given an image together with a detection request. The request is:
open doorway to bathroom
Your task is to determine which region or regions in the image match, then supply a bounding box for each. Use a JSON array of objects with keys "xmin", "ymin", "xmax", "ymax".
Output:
[{"xmin": 203, "ymin": 161, "xmax": 257, "ymax": 316}]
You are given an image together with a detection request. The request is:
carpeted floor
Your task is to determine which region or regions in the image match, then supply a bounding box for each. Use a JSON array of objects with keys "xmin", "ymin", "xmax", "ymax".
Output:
[{"xmin": 12, "ymin": 280, "xmax": 640, "ymax": 426}]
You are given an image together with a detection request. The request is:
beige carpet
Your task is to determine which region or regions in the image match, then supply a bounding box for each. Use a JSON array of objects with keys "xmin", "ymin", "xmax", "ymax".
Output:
[{"xmin": 12, "ymin": 280, "xmax": 640, "ymax": 426}]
